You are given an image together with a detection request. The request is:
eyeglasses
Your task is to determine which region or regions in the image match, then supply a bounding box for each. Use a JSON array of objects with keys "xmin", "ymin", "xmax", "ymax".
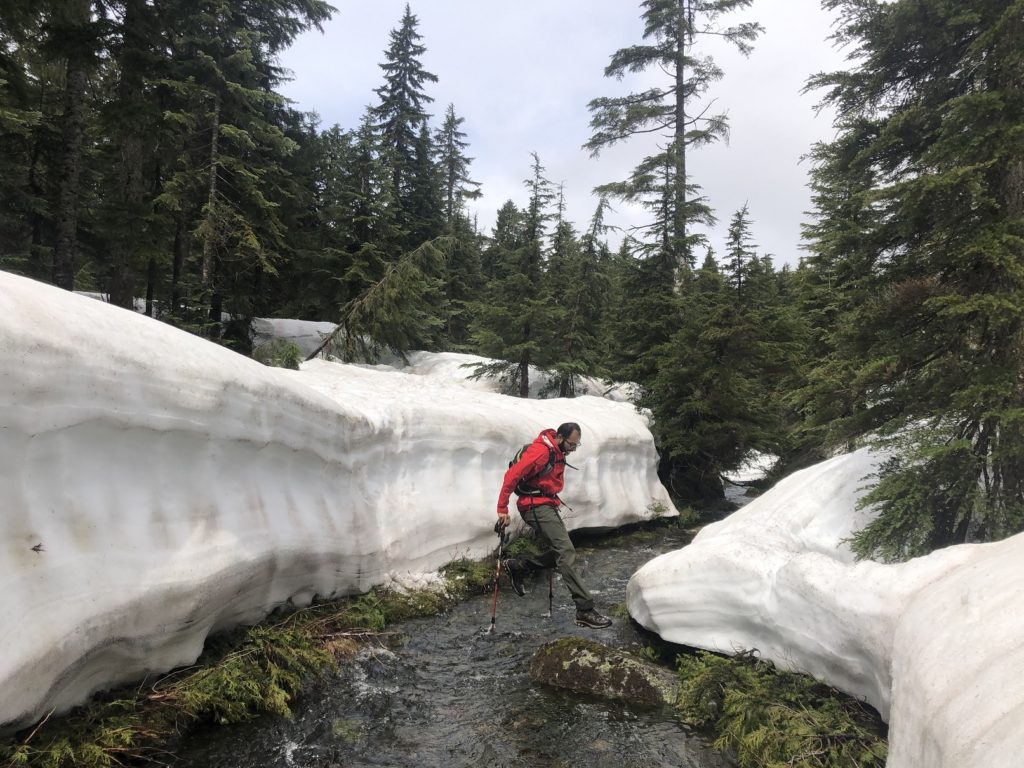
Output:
[{"xmin": 564, "ymin": 439, "xmax": 580, "ymax": 448}]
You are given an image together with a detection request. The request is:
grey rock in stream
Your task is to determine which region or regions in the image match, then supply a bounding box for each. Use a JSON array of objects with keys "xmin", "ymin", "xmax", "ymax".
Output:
[{"xmin": 529, "ymin": 637, "xmax": 679, "ymax": 706}]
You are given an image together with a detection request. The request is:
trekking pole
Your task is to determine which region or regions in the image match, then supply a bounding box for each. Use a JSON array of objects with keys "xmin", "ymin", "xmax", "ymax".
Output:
[
  {"xmin": 546, "ymin": 568, "xmax": 554, "ymax": 618},
  {"xmin": 487, "ymin": 520, "xmax": 509, "ymax": 634}
]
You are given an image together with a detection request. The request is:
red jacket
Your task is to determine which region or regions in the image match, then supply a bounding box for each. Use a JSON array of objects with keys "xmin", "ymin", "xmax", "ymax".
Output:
[{"xmin": 497, "ymin": 428, "xmax": 567, "ymax": 515}]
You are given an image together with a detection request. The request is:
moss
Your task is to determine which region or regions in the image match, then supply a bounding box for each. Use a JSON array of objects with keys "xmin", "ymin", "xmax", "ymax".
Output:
[
  {"xmin": 529, "ymin": 638, "xmax": 679, "ymax": 707},
  {"xmin": 504, "ymin": 535, "xmax": 541, "ymax": 559},
  {"xmin": 439, "ymin": 557, "xmax": 495, "ymax": 599}
]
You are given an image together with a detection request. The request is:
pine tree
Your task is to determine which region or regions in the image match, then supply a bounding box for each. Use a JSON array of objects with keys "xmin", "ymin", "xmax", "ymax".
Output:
[
  {"xmin": 48, "ymin": 0, "xmax": 98, "ymax": 291},
  {"xmin": 470, "ymin": 155, "xmax": 561, "ymax": 397},
  {"xmin": 435, "ymin": 102, "xmax": 481, "ymax": 224},
  {"xmin": 371, "ymin": 3, "xmax": 438, "ymax": 240},
  {"xmin": 155, "ymin": 0, "xmax": 331, "ymax": 337},
  {"xmin": 585, "ymin": 0, "xmax": 762, "ymax": 267},
  {"xmin": 406, "ymin": 122, "xmax": 444, "ymax": 246},
  {"xmin": 802, "ymin": 0, "xmax": 1024, "ymax": 560},
  {"xmin": 95, "ymin": 0, "xmax": 164, "ymax": 309},
  {"xmin": 723, "ymin": 203, "xmax": 757, "ymax": 304},
  {"xmin": 0, "ymin": 4, "xmax": 46, "ymax": 276}
]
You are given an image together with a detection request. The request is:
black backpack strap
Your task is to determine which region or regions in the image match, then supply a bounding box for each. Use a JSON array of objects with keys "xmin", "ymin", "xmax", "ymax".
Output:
[{"xmin": 515, "ymin": 445, "xmax": 556, "ymax": 496}]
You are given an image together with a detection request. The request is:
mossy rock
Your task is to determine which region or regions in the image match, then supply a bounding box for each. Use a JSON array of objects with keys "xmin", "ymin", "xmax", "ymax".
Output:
[{"xmin": 528, "ymin": 637, "xmax": 679, "ymax": 707}]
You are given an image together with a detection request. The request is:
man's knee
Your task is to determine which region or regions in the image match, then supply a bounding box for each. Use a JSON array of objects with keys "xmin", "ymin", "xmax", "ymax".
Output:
[{"xmin": 555, "ymin": 546, "xmax": 577, "ymax": 570}]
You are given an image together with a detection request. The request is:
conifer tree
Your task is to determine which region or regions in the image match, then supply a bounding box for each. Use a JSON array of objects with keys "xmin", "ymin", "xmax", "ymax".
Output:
[
  {"xmin": 586, "ymin": 0, "xmax": 762, "ymax": 268},
  {"xmin": 546, "ymin": 211, "xmax": 612, "ymax": 397},
  {"xmin": 371, "ymin": 3, "xmax": 438, "ymax": 238},
  {"xmin": 331, "ymin": 111, "xmax": 404, "ymax": 313},
  {"xmin": 435, "ymin": 103, "xmax": 481, "ymax": 224},
  {"xmin": 96, "ymin": 0, "xmax": 164, "ymax": 309},
  {"xmin": 156, "ymin": 0, "xmax": 330, "ymax": 336},
  {"xmin": 470, "ymin": 155, "xmax": 561, "ymax": 397},
  {"xmin": 48, "ymin": 0, "xmax": 97, "ymax": 291},
  {"xmin": 643, "ymin": 233, "xmax": 799, "ymax": 499},
  {"xmin": 432, "ymin": 103, "xmax": 482, "ymax": 347},
  {"xmin": 803, "ymin": 0, "xmax": 1024, "ymax": 560},
  {"xmin": 480, "ymin": 200, "xmax": 523, "ymax": 282},
  {"xmin": 439, "ymin": 213, "xmax": 483, "ymax": 348},
  {"xmin": 723, "ymin": 203, "xmax": 757, "ymax": 304},
  {"xmin": 407, "ymin": 123, "xmax": 444, "ymax": 246},
  {"xmin": 0, "ymin": 4, "xmax": 46, "ymax": 276}
]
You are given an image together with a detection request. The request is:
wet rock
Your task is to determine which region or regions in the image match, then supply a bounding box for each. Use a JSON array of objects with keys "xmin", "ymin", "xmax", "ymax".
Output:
[{"xmin": 528, "ymin": 637, "xmax": 678, "ymax": 707}]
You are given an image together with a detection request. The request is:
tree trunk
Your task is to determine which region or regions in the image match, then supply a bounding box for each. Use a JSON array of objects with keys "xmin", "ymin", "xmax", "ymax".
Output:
[
  {"xmin": 519, "ymin": 351, "xmax": 530, "ymax": 399},
  {"xmin": 672, "ymin": 0, "xmax": 689, "ymax": 271},
  {"xmin": 145, "ymin": 256, "xmax": 156, "ymax": 316},
  {"xmin": 108, "ymin": 0, "xmax": 147, "ymax": 309},
  {"xmin": 52, "ymin": 0, "xmax": 92, "ymax": 291},
  {"xmin": 202, "ymin": 94, "xmax": 220, "ymax": 289},
  {"xmin": 171, "ymin": 214, "xmax": 185, "ymax": 314}
]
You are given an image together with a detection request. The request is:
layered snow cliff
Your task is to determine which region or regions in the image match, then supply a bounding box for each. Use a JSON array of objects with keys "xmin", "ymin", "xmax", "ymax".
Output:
[
  {"xmin": 0, "ymin": 271, "xmax": 674, "ymax": 730},
  {"xmin": 627, "ymin": 448, "xmax": 1024, "ymax": 768}
]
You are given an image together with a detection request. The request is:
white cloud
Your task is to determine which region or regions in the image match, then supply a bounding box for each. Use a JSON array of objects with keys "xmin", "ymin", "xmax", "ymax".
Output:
[{"xmin": 279, "ymin": 0, "xmax": 847, "ymax": 266}]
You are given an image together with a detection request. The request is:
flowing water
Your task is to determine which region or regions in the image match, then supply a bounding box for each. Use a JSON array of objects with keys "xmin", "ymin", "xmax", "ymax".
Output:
[{"xmin": 170, "ymin": 504, "xmax": 751, "ymax": 768}]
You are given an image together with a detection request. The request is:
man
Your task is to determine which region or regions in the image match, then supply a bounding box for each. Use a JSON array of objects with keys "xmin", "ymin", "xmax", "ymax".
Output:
[{"xmin": 496, "ymin": 422, "xmax": 612, "ymax": 629}]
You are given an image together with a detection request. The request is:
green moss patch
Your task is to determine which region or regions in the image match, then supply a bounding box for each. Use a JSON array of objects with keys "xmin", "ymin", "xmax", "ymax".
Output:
[{"xmin": 529, "ymin": 637, "xmax": 679, "ymax": 707}]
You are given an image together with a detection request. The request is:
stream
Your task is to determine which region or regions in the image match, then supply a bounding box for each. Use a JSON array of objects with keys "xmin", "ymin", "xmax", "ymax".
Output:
[{"xmin": 170, "ymin": 498, "xmax": 751, "ymax": 768}]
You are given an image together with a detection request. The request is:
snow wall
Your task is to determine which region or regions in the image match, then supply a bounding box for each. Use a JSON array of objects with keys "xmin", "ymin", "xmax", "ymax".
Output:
[
  {"xmin": 0, "ymin": 271, "xmax": 675, "ymax": 730},
  {"xmin": 627, "ymin": 448, "xmax": 1024, "ymax": 768}
]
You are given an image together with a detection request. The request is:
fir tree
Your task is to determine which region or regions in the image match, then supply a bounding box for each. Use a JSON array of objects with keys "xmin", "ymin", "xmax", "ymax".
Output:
[
  {"xmin": 434, "ymin": 102, "xmax": 481, "ymax": 224},
  {"xmin": 95, "ymin": 0, "xmax": 164, "ymax": 309},
  {"xmin": 156, "ymin": 0, "xmax": 331, "ymax": 336},
  {"xmin": 585, "ymin": 0, "xmax": 762, "ymax": 267},
  {"xmin": 371, "ymin": 3, "xmax": 438, "ymax": 239},
  {"xmin": 407, "ymin": 122, "xmax": 444, "ymax": 246},
  {"xmin": 470, "ymin": 155, "xmax": 561, "ymax": 397},
  {"xmin": 48, "ymin": 0, "xmax": 98, "ymax": 291},
  {"xmin": 723, "ymin": 203, "xmax": 757, "ymax": 304},
  {"xmin": 0, "ymin": 4, "xmax": 46, "ymax": 277},
  {"xmin": 802, "ymin": 0, "xmax": 1024, "ymax": 560},
  {"xmin": 545, "ymin": 209, "xmax": 612, "ymax": 397}
]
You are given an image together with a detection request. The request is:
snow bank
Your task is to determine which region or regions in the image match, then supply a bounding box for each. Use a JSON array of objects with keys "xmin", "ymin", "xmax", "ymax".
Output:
[
  {"xmin": 722, "ymin": 450, "xmax": 776, "ymax": 484},
  {"xmin": 627, "ymin": 448, "xmax": 1024, "ymax": 768},
  {"xmin": 0, "ymin": 271, "xmax": 674, "ymax": 730},
  {"xmin": 252, "ymin": 318, "xmax": 637, "ymax": 401},
  {"xmin": 251, "ymin": 317, "xmax": 336, "ymax": 358}
]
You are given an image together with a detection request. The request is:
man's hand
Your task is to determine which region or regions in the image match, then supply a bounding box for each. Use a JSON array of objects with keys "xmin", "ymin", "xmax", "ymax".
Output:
[{"xmin": 496, "ymin": 512, "xmax": 510, "ymax": 530}]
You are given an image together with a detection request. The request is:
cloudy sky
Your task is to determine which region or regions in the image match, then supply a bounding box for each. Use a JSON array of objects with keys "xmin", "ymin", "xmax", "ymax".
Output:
[{"xmin": 279, "ymin": 1, "xmax": 849, "ymax": 267}]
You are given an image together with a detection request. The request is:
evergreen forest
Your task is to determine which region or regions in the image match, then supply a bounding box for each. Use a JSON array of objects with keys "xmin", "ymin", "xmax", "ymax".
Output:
[{"xmin": 2, "ymin": 0, "xmax": 1023, "ymax": 563}]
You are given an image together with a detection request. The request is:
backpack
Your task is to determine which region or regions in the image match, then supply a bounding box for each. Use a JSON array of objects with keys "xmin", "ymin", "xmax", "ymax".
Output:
[{"xmin": 509, "ymin": 443, "xmax": 557, "ymax": 496}]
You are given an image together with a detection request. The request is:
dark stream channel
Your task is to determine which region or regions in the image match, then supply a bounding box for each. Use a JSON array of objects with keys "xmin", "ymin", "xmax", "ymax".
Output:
[{"xmin": 171, "ymin": 511, "xmax": 747, "ymax": 768}]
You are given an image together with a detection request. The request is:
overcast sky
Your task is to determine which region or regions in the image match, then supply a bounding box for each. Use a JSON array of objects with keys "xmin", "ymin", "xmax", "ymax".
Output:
[{"xmin": 279, "ymin": 1, "xmax": 849, "ymax": 268}]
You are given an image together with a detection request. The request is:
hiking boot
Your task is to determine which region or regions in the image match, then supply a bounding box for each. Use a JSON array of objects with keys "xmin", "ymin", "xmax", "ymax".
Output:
[
  {"xmin": 503, "ymin": 558, "xmax": 527, "ymax": 597},
  {"xmin": 575, "ymin": 609, "xmax": 612, "ymax": 629}
]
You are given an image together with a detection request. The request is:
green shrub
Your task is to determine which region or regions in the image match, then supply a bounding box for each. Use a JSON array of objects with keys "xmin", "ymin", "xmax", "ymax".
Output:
[
  {"xmin": 676, "ymin": 651, "xmax": 887, "ymax": 768},
  {"xmin": 253, "ymin": 339, "xmax": 303, "ymax": 370}
]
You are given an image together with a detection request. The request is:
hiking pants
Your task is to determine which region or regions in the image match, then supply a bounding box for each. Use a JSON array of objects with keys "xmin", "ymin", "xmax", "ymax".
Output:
[{"xmin": 519, "ymin": 503, "xmax": 594, "ymax": 612}]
